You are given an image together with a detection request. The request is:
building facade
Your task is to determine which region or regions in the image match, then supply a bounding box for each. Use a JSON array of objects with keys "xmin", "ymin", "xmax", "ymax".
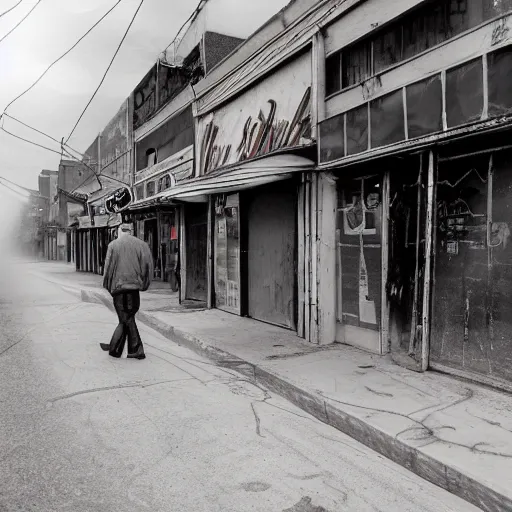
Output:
[
  {"xmin": 125, "ymin": 28, "xmax": 247, "ymax": 300},
  {"xmin": 60, "ymin": 0, "xmax": 512, "ymax": 391},
  {"xmin": 316, "ymin": 0, "xmax": 512, "ymax": 389},
  {"xmin": 74, "ymin": 99, "xmax": 133, "ymax": 274}
]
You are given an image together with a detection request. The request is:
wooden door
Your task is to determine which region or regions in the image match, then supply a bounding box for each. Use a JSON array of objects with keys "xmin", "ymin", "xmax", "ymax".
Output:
[
  {"xmin": 246, "ymin": 182, "xmax": 296, "ymax": 329},
  {"xmin": 185, "ymin": 204, "xmax": 208, "ymax": 302}
]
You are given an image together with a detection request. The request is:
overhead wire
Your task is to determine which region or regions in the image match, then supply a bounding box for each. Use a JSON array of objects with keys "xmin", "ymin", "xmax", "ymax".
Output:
[
  {"xmin": 0, "ymin": 112, "xmax": 84, "ymax": 156},
  {"xmin": 0, "ymin": 180, "xmax": 31, "ymax": 200},
  {"xmin": 0, "ymin": 0, "xmax": 23, "ymax": 19},
  {"xmin": 0, "ymin": 174, "xmax": 35, "ymax": 192},
  {"xmin": 2, "ymin": 113, "xmax": 84, "ymax": 157},
  {"xmin": 65, "ymin": 0, "xmax": 146, "ymax": 144},
  {"xmin": 0, "ymin": 0, "xmax": 42, "ymax": 45},
  {"xmin": 0, "ymin": 125, "xmax": 63, "ymax": 156},
  {"xmin": 3, "ymin": 0, "xmax": 123, "ymax": 116},
  {"xmin": 0, "ymin": 116, "xmax": 128, "ymax": 196},
  {"xmin": 162, "ymin": 0, "xmax": 207, "ymax": 63}
]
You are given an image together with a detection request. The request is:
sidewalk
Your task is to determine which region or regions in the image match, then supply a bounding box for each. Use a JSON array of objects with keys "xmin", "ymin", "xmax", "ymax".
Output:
[{"xmin": 29, "ymin": 261, "xmax": 512, "ymax": 512}]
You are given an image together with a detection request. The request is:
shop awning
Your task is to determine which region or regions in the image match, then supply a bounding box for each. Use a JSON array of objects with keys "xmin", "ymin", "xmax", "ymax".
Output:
[{"xmin": 162, "ymin": 153, "xmax": 314, "ymax": 201}]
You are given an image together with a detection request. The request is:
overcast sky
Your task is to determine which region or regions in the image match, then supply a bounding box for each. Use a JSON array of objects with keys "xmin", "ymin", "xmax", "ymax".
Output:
[{"xmin": 0, "ymin": 0, "xmax": 289, "ymax": 194}]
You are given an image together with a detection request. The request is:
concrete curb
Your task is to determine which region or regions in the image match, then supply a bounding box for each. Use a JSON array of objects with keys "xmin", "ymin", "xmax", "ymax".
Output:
[{"xmin": 40, "ymin": 275, "xmax": 511, "ymax": 512}]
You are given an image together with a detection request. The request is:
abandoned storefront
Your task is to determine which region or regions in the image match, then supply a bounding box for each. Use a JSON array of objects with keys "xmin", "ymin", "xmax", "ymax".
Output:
[
  {"xmin": 211, "ymin": 178, "xmax": 300, "ymax": 329},
  {"xmin": 194, "ymin": 50, "xmax": 314, "ymax": 329},
  {"xmin": 318, "ymin": 2, "xmax": 512, "ymax": 386}
]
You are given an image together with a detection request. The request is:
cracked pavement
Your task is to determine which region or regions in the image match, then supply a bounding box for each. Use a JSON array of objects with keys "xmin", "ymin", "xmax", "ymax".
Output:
[{"xmin": 0, "ymin": 263, "xmax": 479, "ymax": 511}]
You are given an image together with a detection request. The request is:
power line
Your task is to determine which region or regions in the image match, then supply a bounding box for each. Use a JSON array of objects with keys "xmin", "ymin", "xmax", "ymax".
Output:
[
  {"xmin": 3, "ymin": 0, "xmax": 123, "ymax": 115},
  {"xmin": 162, "ymin": 0, "xmax": 207, "ymax": 59},
  {"xmin": 0, "ymin": 0, "xmax": 42, "ymax": 45},
  {"xmin": 65, "ymin": 0, "xmax": 145, "ymax": 144},
  {"xmin": 68, "ymin": 151, "xmax": 130, "ymax": 195},
  {"xmin": 0, "ymin": 0, "xmax": 23, "ymax": 19},
  {"xmin": 0, "ymin": 125, "xmax": 62, "ymax": 156},
  {"xmin": 0, "ymin": 174, "xmax": 36, "ymax": 193},
  {"xmin": 3, "ymin": 114, "xmax": 84, "ymax": 157},
  {"xmin": 0, "ymin": 121, "xmax": 127, "ymax": 195},
  {"xmin": 0, "ymin": 180, "xmax": 31, "ymax": 200}
]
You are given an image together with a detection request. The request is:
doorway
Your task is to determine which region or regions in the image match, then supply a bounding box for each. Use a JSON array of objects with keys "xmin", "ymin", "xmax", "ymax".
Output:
[
  {"xmin": 144, "ymin": 218, "xmax": 160, "ymax": 279},
  {"xmin": 245, "ymin": 182, "xmax": 297, "ymax": 330},
  {"xmin": 185, "ymin": 203, "xmax": 208, "ymax": 302},
  {"xmin": 431, "ymin": 151, "xmax": 512, "ymax": 383},
  {"xmin": 388, "ymin": 155, "xmax": 428, "ymax": 368}
]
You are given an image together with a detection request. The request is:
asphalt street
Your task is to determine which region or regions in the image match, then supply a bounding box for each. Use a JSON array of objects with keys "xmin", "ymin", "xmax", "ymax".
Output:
[{"xmin": 0, "ymin": 262, "xmax": 479, "ymax": 511}]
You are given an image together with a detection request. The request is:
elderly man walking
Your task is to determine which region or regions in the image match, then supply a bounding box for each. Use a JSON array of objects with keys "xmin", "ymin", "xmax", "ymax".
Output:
[{"xmin": 100, "ymin": 223, "xmax": 153, "ymax": 359}]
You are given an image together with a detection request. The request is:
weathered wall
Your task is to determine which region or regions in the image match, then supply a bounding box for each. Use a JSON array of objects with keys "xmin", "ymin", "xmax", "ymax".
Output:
[
  {"xmin": 203, "ymin": 32, "xmax": 243, "ymax": 74},
  {"xmin": 57, "ymin": 160, "xmax": 92, "ymax": 226},
  {"xmin": 196, "ymin": 51, "xmax": 313, "ymax": 175},
  {"xmin": 135, "ymin": 106, "xmax": 194, "ymax": 171},
  {"xmin": 83, "ymin": 137, "xmax": 99, "ymax": 172},
  {"xmin": 99, "ymin": 100, "xmax": 131, "ymax": 184}
]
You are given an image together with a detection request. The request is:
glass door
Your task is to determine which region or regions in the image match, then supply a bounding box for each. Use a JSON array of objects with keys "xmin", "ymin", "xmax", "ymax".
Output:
[{"xmin": 214, "ymin": 194, "xmax": 241, "ymax": 315}]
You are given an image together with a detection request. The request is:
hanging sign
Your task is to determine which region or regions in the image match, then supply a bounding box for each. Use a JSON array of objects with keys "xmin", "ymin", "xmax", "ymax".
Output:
[
  {"xmin": 105, "ymin": 187, "xmax": 133, "ymax": 214},
  {"xmin": 78, "ymin": 216, "xmax": 92, "ymax": 229},
  {"xmin": 94, "ymin": 215, "xmax": 109, "ymax": 228}
]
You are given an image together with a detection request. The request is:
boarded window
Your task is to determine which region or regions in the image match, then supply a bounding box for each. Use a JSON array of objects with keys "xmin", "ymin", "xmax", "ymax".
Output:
[
  {"xmin": 373, "ymin": 25, "xmax": 403, "ymax": 74},
  {"xmin": 346, "ymin": 105, "xmax": 368, "ymax": 155},
  {"xmin": 342, "ymin": 41, "xmax": 371, "ymax": 88},
  {"xmin": 370, "ymin": 90, "xmax": 405, "ymax": 148},
  {"xmin": 319, "ymin": 115, "xmax": 344, "ymax": 163},
  {"xmin": 326, "ymin": 52, "xmax": 342, "ymax": 96},
  {"xmin": 146, "ymin": 148, "xmax": 157, "ymax": 167},
  {"xmin": 135, "ymin": 184, "xmax": 144, "ymax": 200},
  {"xmin": 488, "ymin": 46, "xmax": 512, "ymax": 117},
  {"xmin": 446, "ymin": 58, "xmax": 484, "ymax": 127},
  {"xmin": 146, "ymin": 181, "xmax": 156, "ymax": 197},
  {"xmin": 407, "ymin": 74, "xmax": 443, "ymax": 138}
]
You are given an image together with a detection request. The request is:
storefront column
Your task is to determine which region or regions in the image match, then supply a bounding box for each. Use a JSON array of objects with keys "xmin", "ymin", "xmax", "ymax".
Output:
[
  {"xmin": 421, "ymin": 150, "xmax": 435, "ymax": 371},
  {"xmin": 380, "ymin": 171, "xmax": 391, "ymax": 354},
  {"xmin": 179, "ymin": 205, "xmax": 187, "ymax": 303},
  {"xmin": 317, "ymin": 172, "xmax": 337, "ymax": 345},
  {"xmin": 207, "ymin": 196, "xmax": 214, "ymax": 309}
]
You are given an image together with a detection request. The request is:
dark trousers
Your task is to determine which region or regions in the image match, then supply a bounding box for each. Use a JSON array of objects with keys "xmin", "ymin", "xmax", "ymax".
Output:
[{"xmin": 108, "ymin": 291, "xmax": 144, "ymax": 357}]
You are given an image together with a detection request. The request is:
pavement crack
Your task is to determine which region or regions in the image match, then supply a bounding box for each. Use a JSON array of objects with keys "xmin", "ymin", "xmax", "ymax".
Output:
[
  {"xmin": 318, "ymin": 391, "xmax": 429, "ymax": 433},
  {"xmin": 48, "ymin": 383, "xmax": 144, "ymax": 402},
  {"xmin": 365, "ymin": 386, "xmax": 393, "ymax": 398},
  {"xmin": 465, "ymin": 408, "xmax": 512, "ymax": 434},
  {"xmin": 419, "ymin": 388, "xmax": 474, "ymax": 424},
  {"xmin": 148, "ymin": 351, "xmax": 208, "ymax": 385},
  {"xmin": 251, "ymin": 402, "xmax": 264, "ymax": 437},
  {"xmin": 50, "ymin": 377, "xmax": 193, "ymax": 403}
]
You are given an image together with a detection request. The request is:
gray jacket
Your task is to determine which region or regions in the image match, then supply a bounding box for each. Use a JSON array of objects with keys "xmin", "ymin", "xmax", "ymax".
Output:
[{"xmin": 102, "ymin": 234, "xmax": 153, "ymax": 295}]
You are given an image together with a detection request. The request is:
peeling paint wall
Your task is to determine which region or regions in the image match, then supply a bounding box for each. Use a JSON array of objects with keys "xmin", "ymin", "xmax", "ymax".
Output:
[
  {"xmin": 432, "ymin": 149, "xmax": 512, "ymax": 383},
  {"xmin": 135, "ymin": 106, "xmax": 194, "ymax": 172}
]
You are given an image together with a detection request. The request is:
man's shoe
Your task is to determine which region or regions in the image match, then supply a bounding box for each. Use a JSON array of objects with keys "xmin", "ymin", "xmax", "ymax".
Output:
[
  {"xmin": 100, "ymin": 343, "xmax": 110, "ymax": 351},
  {"xmin": 127, "ymin": 350, "xmax": 146, "ymax": 360}
]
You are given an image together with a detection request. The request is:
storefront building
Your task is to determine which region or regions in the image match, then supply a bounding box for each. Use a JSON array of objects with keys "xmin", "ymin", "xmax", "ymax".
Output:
[
  {"xmin": 317, "ymin": 0, "xmax": 512, "ymax": 388},
  {"xmin": 127, "ymin": 26, "xmax": 248, "ymax": 298},
  {"xmin": 129, "ymin": 89, "xmax": 196, "ymax": 291},
  {"xmin": 193, "ymin": 40, "xmax": 316, "ymax": 329},
  {"xmin": 128, "ymin": 143, "xmax": 193, "ymax": 292}
]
